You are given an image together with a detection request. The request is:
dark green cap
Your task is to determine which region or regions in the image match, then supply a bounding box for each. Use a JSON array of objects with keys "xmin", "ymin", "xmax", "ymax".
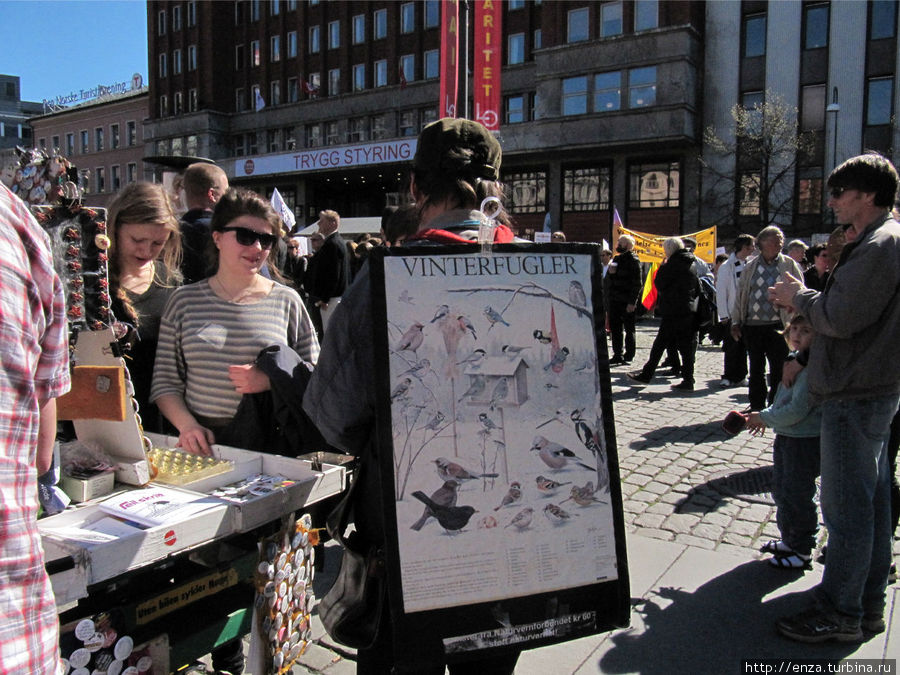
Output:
[{"xmin": 413, "ymin": 118, "xmax": 501, "ymax": 181}]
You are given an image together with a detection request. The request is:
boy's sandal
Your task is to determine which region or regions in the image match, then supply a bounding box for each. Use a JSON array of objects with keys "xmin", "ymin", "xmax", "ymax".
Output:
[
  {"xmin": 768, "ymin": 553, "xmax": 811, "ymax": 570},
  {"xmin": 760, "ymin": 539, "xmax": 795, "ymax": 555}
]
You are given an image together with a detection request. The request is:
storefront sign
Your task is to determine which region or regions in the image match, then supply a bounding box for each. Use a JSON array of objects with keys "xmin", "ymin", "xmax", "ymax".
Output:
[
  {"xmin": 474, "ymin": 1, "xmax": 502, "ymax": 130},
  {"xmin": 42, "ymin": 74, "xmax": 141, "ymax": 109},
  {"xmin": 235, "ymin": 138, "xmax": 418, "ymax": 177}
]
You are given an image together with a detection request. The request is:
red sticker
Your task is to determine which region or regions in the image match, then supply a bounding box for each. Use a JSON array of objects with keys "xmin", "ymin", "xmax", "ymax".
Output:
[{"xmin": 164, "ymin": 530, "xmax": 176, "ymax": 546}]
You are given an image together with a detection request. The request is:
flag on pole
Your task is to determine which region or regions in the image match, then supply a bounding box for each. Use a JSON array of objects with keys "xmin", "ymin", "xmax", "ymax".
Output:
[
  {"xmin": 301, "ymin": 79, "xmax": 319, "ymax": 96},
  {"xmin": 612, "ymin": 207, "xmax": 624, "ymax": 243},
  {"xmin": 399, "ymin": 62, "xmax": 408, "ymax": 89},
  {"xmin": 270, "ymin": 188, "xmax": 295, "ymax": 235},
  {"xmin": 254, "ymin": 89, "xmax": 266, "ymax": 112},
  {"xmin": 641, "ymin": 263, "xmax": 660, "ymax": 310}
]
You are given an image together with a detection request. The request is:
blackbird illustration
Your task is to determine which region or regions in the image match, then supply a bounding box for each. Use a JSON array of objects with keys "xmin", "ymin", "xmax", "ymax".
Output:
[
  {"xmin": 505, "ymin": 507, "xmax": 534, "ymax": 530},
  {"xmin": 411, "ymin": 491, "xmax": 477, "ymax": 532},
  {"xmin": 543, "ymin": 346, "xmax": 571, "ymax": 371},
  {"xmin": 457, "ymin": 374, "xmax": 486, "ymax": 402},
  {"xmin": 535, "ymin": 475, "xmax": 572, "ymax": 494},
  {"xmin": 533, "ymin": 329, "xmax": 553, "ymax": 344},
  {"xmin": 434, "ymin": 457, "xmax": 498, "ymax": 482},
  {"xmin": 430, "ymin": 304, "xmax": 450, "ymax": 323},
  {"xmin": 530, "ymin": 435, "xmax": 595, "ymax": 472},
  {"xmin": 484, "ymin": 306, "xmax": 510, "ymax": 328},
  {"xmin": 494, "ymin": 481, "xmax": 522, "ymax": 511},
  {"xmin": 543, "ymin": 503, "xmax": 576, "ymax": 523},
  {"xmin": 395, "ymin": 323, "xmax": 424, "ymax": 353},
  {"xmin": 410, "ymin": 480, "xmax": 459, "ymax": 530}
]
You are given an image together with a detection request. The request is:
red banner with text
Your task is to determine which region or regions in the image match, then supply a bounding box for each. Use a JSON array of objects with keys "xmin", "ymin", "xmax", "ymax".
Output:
[
  {"xmin": 439, "ymin": 0, "xmax": 459, "ymax": 118},
  {"xmin": 473, "ymin": 0, "xmax": 502, "ymax": 130}
]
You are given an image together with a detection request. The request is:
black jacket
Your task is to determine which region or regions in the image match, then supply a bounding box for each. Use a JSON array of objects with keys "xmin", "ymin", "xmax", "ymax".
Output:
[
  {"xmin": 654, "ymin": 249, "xmax": 700, "ymax": 317},
  {"xmin": 608, "ymin": 249, "xmax": 643, "ymax": 304},
  {"xmin": 305, "ymin": 232, "xmax": 350, "ymax": 301}
]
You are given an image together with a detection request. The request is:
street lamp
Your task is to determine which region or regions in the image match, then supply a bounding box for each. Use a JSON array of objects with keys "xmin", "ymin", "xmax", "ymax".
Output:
[{"xmin": 825, "ymin": 87, "xmax": 840, "ymax": 221}]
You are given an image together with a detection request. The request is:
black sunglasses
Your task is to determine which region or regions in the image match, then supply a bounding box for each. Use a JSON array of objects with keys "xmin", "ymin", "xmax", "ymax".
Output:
[
  {"xmin": 222, "ymin": 226, "xmax": 277, "ymax": 249},
  {"xmin": 829, "ymin": 186, "xmax": 849, "ymax": 199}
]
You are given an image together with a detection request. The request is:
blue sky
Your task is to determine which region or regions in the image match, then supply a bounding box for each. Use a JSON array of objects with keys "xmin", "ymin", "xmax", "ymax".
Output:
[{"xmin": 1, "ymin": 0, "xmax": 148, "ymax": 105}]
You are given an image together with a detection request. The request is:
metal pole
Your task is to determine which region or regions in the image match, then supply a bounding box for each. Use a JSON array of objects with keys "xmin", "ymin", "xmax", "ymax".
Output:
[{"xmin": 462, "ymin": 0, "xmax": 469, "ymax": 119}]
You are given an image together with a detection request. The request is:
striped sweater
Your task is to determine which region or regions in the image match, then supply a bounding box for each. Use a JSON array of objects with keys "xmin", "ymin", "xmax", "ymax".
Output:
[{"xmin": 151, "ymin": 279, "xmax": 319, "ymax": 419}]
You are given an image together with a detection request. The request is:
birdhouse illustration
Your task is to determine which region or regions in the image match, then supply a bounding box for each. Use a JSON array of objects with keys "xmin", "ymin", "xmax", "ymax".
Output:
[{"xmin": 462, "ymin": 356, "xmax": 528, "ymax": 407}]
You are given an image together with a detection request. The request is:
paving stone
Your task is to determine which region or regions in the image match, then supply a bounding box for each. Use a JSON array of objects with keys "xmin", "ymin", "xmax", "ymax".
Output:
[
  {"xmin": 673, "ymin": 533, "xmax": 716, "ymax": 549},
  {"xmin": 692, "ymin": 523, "xmax": 726, "ymax": 541},
  {"xmin": 634, "ymin": 513, "xmax": 667, "ymax": 529}
]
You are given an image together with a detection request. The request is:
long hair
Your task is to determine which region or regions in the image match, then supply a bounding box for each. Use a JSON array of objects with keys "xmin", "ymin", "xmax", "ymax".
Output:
[
  {"xmin": 107, "ymin": 181, "xmax": 182, "ymax": 324},
  {"xmin": 208, "ymin": 188, "xmax": 285, "ymax": 281}
]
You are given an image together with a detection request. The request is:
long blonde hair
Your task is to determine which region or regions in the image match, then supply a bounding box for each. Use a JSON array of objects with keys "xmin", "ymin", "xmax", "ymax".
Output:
[{"xmin": 107, "ymin": 181, "xmax": 182, "ymax": 324}]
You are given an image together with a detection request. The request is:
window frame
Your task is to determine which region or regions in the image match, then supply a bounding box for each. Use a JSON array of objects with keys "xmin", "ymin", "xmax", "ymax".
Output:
[
  {"xmin": 563, "ymin": 165, "xmax": 611, "ymax": 212},
  {"xmin": 628, "ymin": 161, "xmax": 680, "ymax": 209},
  {"xmin": 374, "ymin": 9, "xmax": 388, "ymax": 39},
  {"xmin": 401, "ymin": 3, "xmax": 415, "ymax": 33},
  {"xmin": 567, "ymin": 7, "xmax": 590, "ymax": 43},
  {"xmin": 743, "ymin": 13, "xmax": 767, "ymax": 58},
  {"xmin": 271, "ymin": 35, "xmax": 281, "ymax": 62},
  {"xmin": 628, "ymin": 66, "xmax": 657, "ymax": 108},
  {"xmin": 600, "ymin": 1, "xmax": 623, "ymax": 38},
  {"xmin": 353, "ymin": 63, "xmax": 366, "ymax": 91},
  {"xmin": 508, "ymin": 32, "xmax": 525, "ymax": 65},
  {"xmin": 803, "ymin": 3, "xmax": 829, "ymax": 50},
  {"xmin": 328, "ymin": 20, "xmax": 340, "ymax": 49},
  {"xmin": 287, "ymin": 30, "xmax": 298, "ymax": 58},
  {"xmin": 352, "ymin": 14, "xmax": 365, "ymax": 43},
  {"xmin": 309, "ymin": 26, "xmax": 320, "ymax": 53},
  {"xmin": 375, "ymin": 60, "xmax": 388, "ymax": 87},
  {"xmin": 562, "ymin": 75, "xmax": 589, "ymax": 116}
]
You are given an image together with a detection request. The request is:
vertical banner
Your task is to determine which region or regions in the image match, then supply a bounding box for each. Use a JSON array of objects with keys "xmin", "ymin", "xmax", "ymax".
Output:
[
  {"xmin": 474, "ymin": 0, "xmax": 502, "ymax": 130},
  {"xmin": 439, "ymin": 0, "xmax": 459, "ymax": 118}
]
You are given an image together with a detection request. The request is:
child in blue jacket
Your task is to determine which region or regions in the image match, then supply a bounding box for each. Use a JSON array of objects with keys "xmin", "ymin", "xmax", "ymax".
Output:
[{"xmin": 747, "ymin": 315, "xmax": 821, "ymax": 569}]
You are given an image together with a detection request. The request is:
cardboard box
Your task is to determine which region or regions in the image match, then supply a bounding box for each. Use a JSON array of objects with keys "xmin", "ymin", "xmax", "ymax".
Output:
[{"xmin": 59, "ymin": 469, "xmax": 115, "ymax": 503}]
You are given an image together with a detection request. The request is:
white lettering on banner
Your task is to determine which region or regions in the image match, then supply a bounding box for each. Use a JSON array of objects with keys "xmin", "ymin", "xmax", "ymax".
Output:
[{"xmin": 236, "ymin": 139, "xmax": 417, "ymax": 177}]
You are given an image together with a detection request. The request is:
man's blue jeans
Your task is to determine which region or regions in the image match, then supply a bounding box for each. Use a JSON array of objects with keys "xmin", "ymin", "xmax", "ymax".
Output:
[{"xmin": 816, "ymin": 394, "xmax": 900, "ymax": 620}]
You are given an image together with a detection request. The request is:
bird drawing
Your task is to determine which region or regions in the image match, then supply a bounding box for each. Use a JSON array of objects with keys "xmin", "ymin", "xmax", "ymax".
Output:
[
  {"xmin": 390, "ymin": 378, "xmax": 412, "ymax": 402},
  {"xmin": 505, "ymin": 507, "xmax": 534, "ymax": 530},
  {"xmin": 411, "ymin": 491, "xmax": 477, "ymax": 532},
  {"xmin": 535, "ymin": 475, "xmax": 572, "ymax": 494},
  {"xmin": 493, "ymin": 481, "xmax": 522, "ymax": 511},
  {"xmin": 501, "ymin": 344, "xmax": 530, "ymax": 359},
  {"xmin": 430, "ymin": 304, "xmax": 450, "ymax": 323},
  {"xmin": 410, "ymin": 480, "xmax": 459, "ymax": 531},
  {"xmin": 489, "ymin": 377, "xmax": 509, "ymax": 409},
  {"xmin": 543, "ymin": 503, "xmax": 576, "ymax": 523},
  {"xmin": 530, "ymin": 435, "xmax": 595, "ymax": 471},
  {"xmin": 434, "ymin": 457, "xmax": 498, "ymax": 482},
  {"xmin": 457, "ymin": 374, "xmax": 486, "ymax": 403},
  {"xmin": 563, "ymin": 481, "xmax": 607, "ymax": 507},
  {"xmin": 568, "ymin": 280, "xmax": 587, "ymax": 309},
  {"xmin": 543, "ymin": 346, "xmax": 570, "ymax": 371},
  {"xmin": 536, "ymin": 409, "xmax": 568, "ymax": 429},
  {"xmin": 571, "ymin": 409, "xmax": 603, "ymax": 460},
  {"xmin": 574, "ymin": 360, "xmax": 595, "ymax": 373},
  {"xmin": 398, "ymin": 289, "xmax": 415, "ymax": 305},
  {"xmin": 484, "ymin": 306, "xmax": 510, "ymax": 329},
  {"xmin": 419, "ymin": 411, "xmax": 445, "ymax": 432},
  {"xmin": 478, "ymin": 412, "xmax": 502, "ymax": 432},
  {"xmin": 398, "ymin": 358, "xmax": 431, "ymax": 380},
  {"xmin": 456, "ymin": 348, "xmax": 486, "ymax": 368},
  {"xmin": 457, "ymin": 315, "xmax": 478, "ymax": 340},
  {"xmin": 533, "ymin": 329, "xmax": 553, "ymax": 344},
  {"xmin": 395, "ymin": 323, "xmax": 424, "ymax": 353}
]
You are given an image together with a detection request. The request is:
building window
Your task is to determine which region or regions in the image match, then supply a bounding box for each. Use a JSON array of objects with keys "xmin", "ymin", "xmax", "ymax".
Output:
[
  {"xmin": 508, "ymin": 33, "xmax": 525, "ymax": 65},
  {"xmin": 871, "ymin": 0, "xmax": 897, "ymax": 40},
  {"xmin": 629, "ymin": 66, "xmax": 656, "ymax": 108},
  {"xmin": 866, "ymin": 76, "xmax": 894, "ymax": 125},
  {"xmin": 309, "ymin": 72, "xmax": 321, "ymax": 94},
  {"xmin": 325, "ymin": 121, "xmax": 340, "ymax": 145},
  {"xmin": 309, "ymin": 26, "xmax": 320, "ymax": 52},
  {"xmin": 80, "ymin": 130, "xmax": 89, "ymax": 153},
  {"xmin": 374, "ymin": 9, "xmax": 387, "ymax": 39},
  {"xmin": 188, "ymin": 45, "xmax": 197, "ymax": 70},
  {"xmin": 111, "ymin": 165, "xmax": 121, "ymax": 192},
  {"xmin": 401, "ymin": 54, "xmax": 415, "ymax": 83},
  {"xmin": 564, "ymin": 166, "xmax": 611, "ymax": 211},
  {"xmin": 80, "ymin": 169, "xmax": 90, "ymax": 193},
  {"xmin": 172, "ymin": 5, "xmax": 181, "ymax": 30},
  {"xmin": 288, "ymin": 77, "xmax": 299, "ymax": 102},
  {"xmin": 375, "ymin": 60, "xmax": 388, "ymax": 87},
  {"xmin": 285, "ymin": 127, "xmax": 296, "ymax": 151},
  {"xmin": 235, "ymin": 44, "xmax": 245, "ymax": 69},
  {"xmin": 744, "ymin": 14, "xmax": 766, "ymax": 57},
  {"xmin": 187, "ymin": 1, "xmax": 196, "ymax": 27},
  {"xmin": 400, "ymin": 110, "xmax": 418, "ymax": 136},
  {"xmin": 271, "ymin": 0, "xmax": 280, "ymax": 15},
  {"xmin": 595, "ymin": 71, "xmax": 621, "ymax": 111},
  {"xmin": 268, "ymin": 129, "xmax": 280, "ymax": 153},
  {"xmin": 39, "ymin": 137, "xmax": 46, "ymax": 150},
  {"xmin": 562, "ymin": 76, "xmax": 589, "ymax": 116},
  {"xmin": 353, "ymin": 64, "xmax": 365, "ymax": 91},
  {"xmin": 248, "ymin": 132, "xmax": 258, "ymax": 155},
  {"xmin": 506, "ymin": 94, "xmax": 525, "ymax": 124},
  {"xmin": 233, "ymin": 134, "xmax": 245, "ymax": 157},
  {"xmin": 401, "ymin": 3, "xmax": 415, "ymax": 33},
  {"xmin": 52, "ymin": 135, "xmax": 59, "ymax": 150},
  {"xmin": 353, "ymin": 14, "xmax": 365, "ymax": 43},
  {"xmin": 159, "ymin": 53, "xmax": 167, "ymax": 78},
  {"xmin": 804, "ymin": 3, "xmax": 829, "ymax": 49},
  {"xmin": 271, "ymin": 80, "xmax": 281, "ymax": 106},
  {"xmin": 738, "ymin": 172, "xmax": 761, "ymax": 216},
  {"xmin": 235, "ymin": 87, "xmax": 246, "ymax": 112},
  {"xmin": 250, "ymin": 0, "xmax": 260, "ymax": 21},
  {"xmin": 629, "ymin": 161, "xmax": 680, "ymax": 208},
  {"xmin": 421, "ymin": 107, "xmax": 438, "ymax": 128},
  {"xmin": 635, "ymin": 0, "xmax": 658, "ymax": 31},
  {"xmin": 796, "ymin": 170, "xmax": 823, "ymax": 215},
  {"xmin": 509, "ymin": 0, "xmax": 525, "ymax": 8},
  {"xmin": 126, "ymin": 121, "xmax": 136, "ymax": 146},
  {"xmin": 287, "ymin": 0, "xmax": 296, "ymax": 9},
  {"xmin": 306, "ymin": 124, "xmax": 321, "ymax": 147},
  {"xmin": 174, "ymin": 92, "xmax": 183, "ymax": 115},
  {"xmin": 95, "ymin": 127, "xmax": 104, "ymax": 151},
  {"xmin": 185, "ymin": 135, "xmax": 198, "ymax": 156},
  {"xmin": 328, "ymin": 68, "xmax": 340, "ymax": 96},
  {"xmin": 568, "ymin": 7, "xmax": 589, "ymax": 42},
  {"xmin": 271, "ymin": 35, "xmax": 281, "ymax": 61},
  {"xmin": 287, "ymin": 31, "xmax": 297, "ymax": 58},
  {"xmin": 96, "ymin": 167, "xmax": 105, "ymax": 193},
  {"xmin": 189, "ymin": 88, "xmax": 198, "ymax": 112},
  {"xmin": 534, "ymin": 29, "xmax": 542, "ymax": 49},
  {"xmin": 801, "ymin": 84, "xmax": 826, "ymax": 130},
  {"xmin": 173, "ymin": 49, "xmax": 182, "ymax": 75},
  {"xmin": 158, "ymin": 9, "xmax": 166, "ymax": 35},
  {"xmin": 505, "ymin": 170, "xmax": 547, "ymax": 214},
  {"xmin": 371, "ymin": 114, "xmax": 389, "ymax": 139},
  {"xmin": 349, "ymin": 117, "xmax": 369, "ymax": 142},
  {"xmin": 110, "ymin": 124, "xmax": 120, "ymax": 149},
  {"xmin": 329, "ymin": 20, "xmax": 340, "ymax": 48},
  {"xmin": 66, "ymin": 133, "xmax": 75, "ymax": 156},
  {"xmin": 424, "ymin": 50, "xmax": 439, "ymax": 79},
  {"xmin": 127, "ymin": 162, "xmax": 137, "ymax": 183},
  {"xmin": 600, "ymin": 2, "xmax": 623, "ymax": 38},
  {"xmin": 423, "ymin": 1, "xmax": 439, "ymax": 28},
  {"xmin": 251, "ymin": 40, "xmax": 260, "ymax": 66},
  {"xmin": 251, "ymin": 84, "xmax": 262, "ymax": 110}
]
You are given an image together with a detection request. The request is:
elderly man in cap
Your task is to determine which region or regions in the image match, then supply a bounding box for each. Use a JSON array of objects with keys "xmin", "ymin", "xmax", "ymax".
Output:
[{"xmin": 771, "ymin": 153, "xmax": 900, "ymax": 643}]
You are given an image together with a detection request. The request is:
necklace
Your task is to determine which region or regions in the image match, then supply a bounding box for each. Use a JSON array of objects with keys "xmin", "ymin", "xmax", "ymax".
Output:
[{"xmin": 212, "ymin": 274, "xmax": 266, "ymax": 304}]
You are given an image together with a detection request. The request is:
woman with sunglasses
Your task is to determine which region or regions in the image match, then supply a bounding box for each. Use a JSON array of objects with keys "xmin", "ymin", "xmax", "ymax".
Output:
[
  {"xmin": 107, "ymin": 182, "xmax": 183, "ymax": 432},
  {"xmin": 151, "ymin": 188, "xmax": 319, "ymax": 456}
]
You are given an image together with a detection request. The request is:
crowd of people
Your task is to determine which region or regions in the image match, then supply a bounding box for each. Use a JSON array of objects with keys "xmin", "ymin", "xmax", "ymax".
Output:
[{"xmin": 1, "ymin": 114, "xmax": 898, "ymax": 675}]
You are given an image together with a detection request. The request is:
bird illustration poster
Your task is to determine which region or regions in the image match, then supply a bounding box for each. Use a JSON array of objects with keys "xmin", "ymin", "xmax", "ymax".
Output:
[{"xmin": 369, "ymin": 244, "xmax": 629, "ymax": 660}]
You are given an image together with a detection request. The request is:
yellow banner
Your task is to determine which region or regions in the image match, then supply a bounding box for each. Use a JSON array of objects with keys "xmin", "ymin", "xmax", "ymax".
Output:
[{"xmin": 614, "ymin": 225, "xmax": 717, "ymax": 264}]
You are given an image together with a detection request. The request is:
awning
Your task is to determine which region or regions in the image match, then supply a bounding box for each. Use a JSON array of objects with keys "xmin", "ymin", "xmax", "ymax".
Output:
[{"xmin": 293, "ymin": 217, "xmax": 382, "ymax": 237}]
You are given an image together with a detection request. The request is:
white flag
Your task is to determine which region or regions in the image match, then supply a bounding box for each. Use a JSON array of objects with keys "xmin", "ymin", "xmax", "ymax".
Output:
[
  {"xmin": 254, "ymin": 89, "xmax": 266, "ymax": 112},
  {"xmin": 270, "ymin": 187, "xmax": 296, "ymax": 233}
]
